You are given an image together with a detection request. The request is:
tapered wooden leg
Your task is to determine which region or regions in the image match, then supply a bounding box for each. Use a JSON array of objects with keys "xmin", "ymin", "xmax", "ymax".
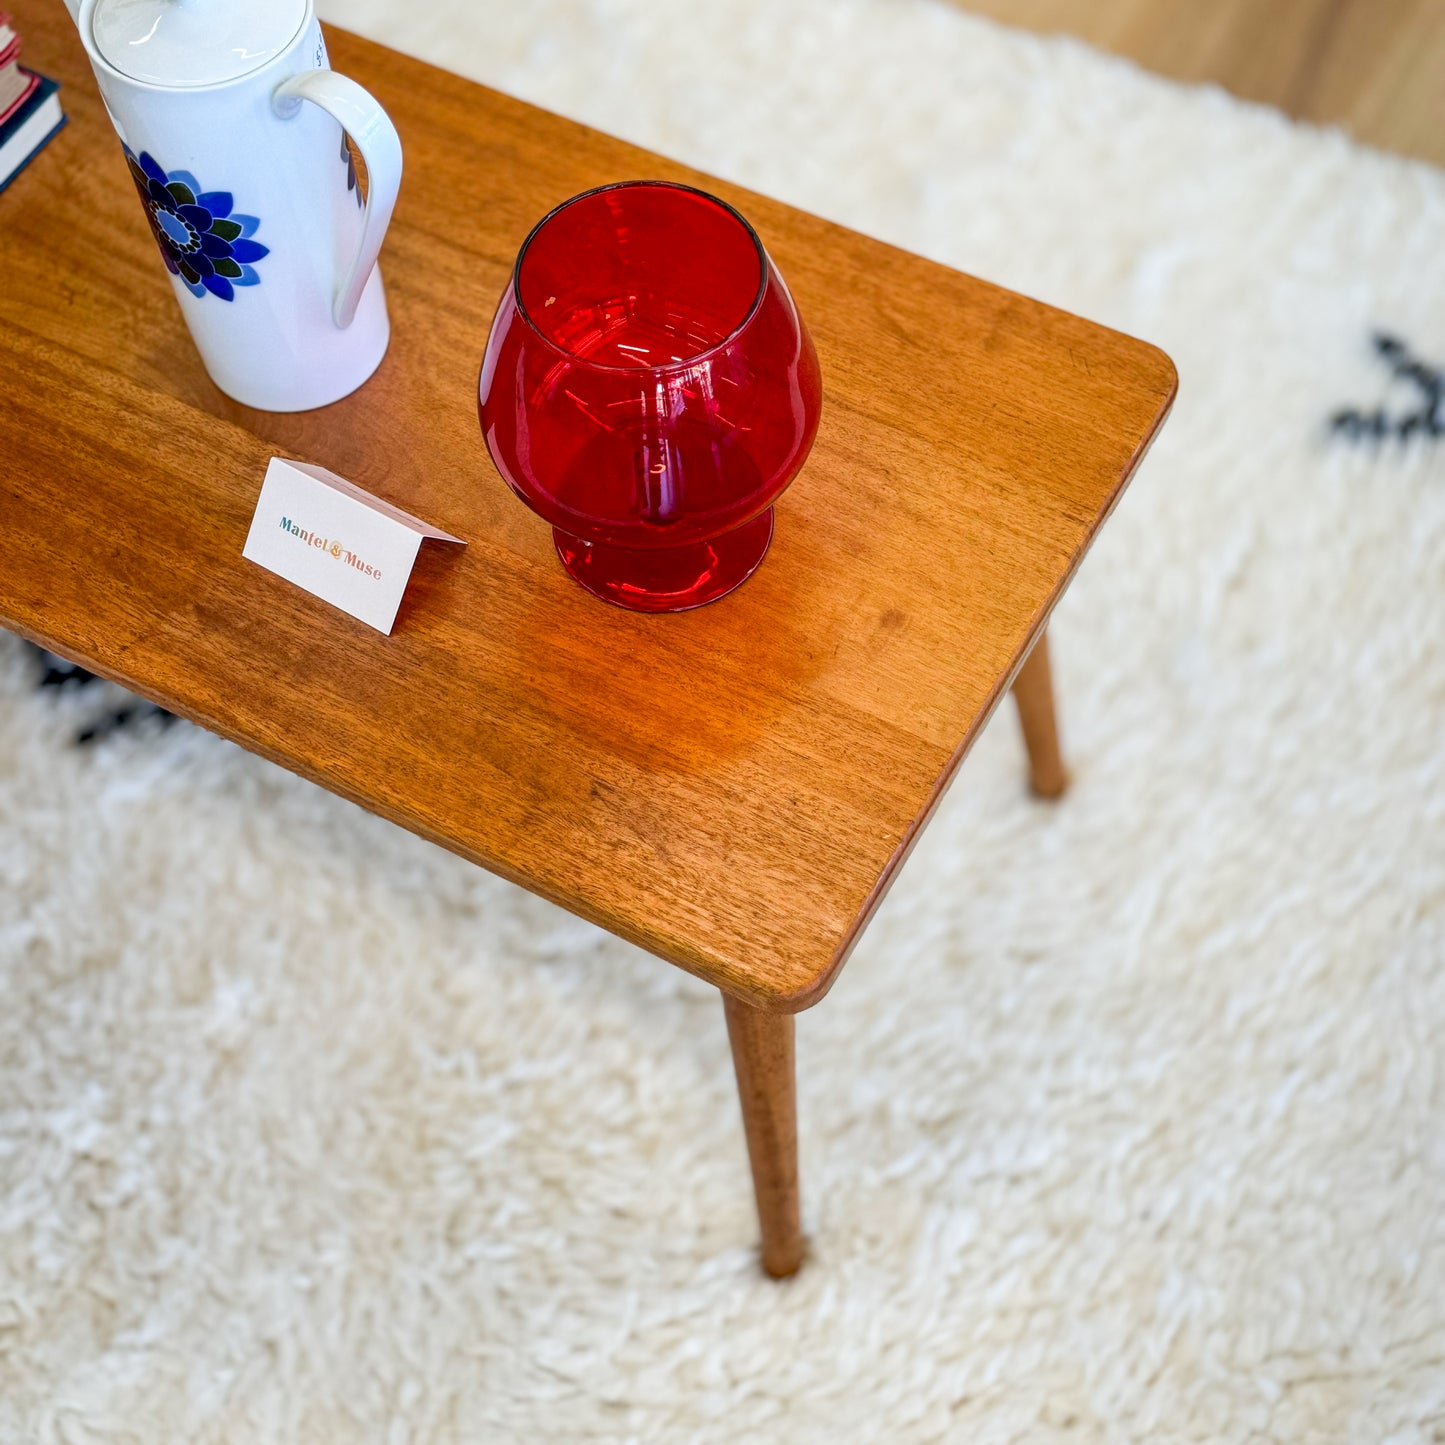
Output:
[
  {"xmin": 1012, "ymin": 628, "xmax": 1068, "ymax": 798},
  {"xmin": 723, "ymin": 993, "xmax": 803, "ymax": 1277}
]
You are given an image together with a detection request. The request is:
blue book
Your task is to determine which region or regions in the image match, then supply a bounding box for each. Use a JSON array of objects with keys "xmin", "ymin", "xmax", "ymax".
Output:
[{"xmin": 0, "ymin": 72, "xmax": 65, "ymax": 197}]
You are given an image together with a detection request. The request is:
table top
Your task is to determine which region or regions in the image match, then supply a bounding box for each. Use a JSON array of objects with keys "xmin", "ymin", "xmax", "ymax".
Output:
[{"xmin": 0, "ymin": 8, "xmax": 1175, "ymax": 1012}]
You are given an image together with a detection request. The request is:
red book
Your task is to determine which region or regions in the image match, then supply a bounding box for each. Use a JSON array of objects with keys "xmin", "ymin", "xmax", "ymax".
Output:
[
  {"xmin": 0, "ymin": 9, "xmax": 63, "ymax": 197},
  {"xmin": 0, "ymin": 11, "xmax": 38, "ymax": 126},
  {"xmin": 0, "ymin": 72, "xmax": 36, "ymax": 126}
]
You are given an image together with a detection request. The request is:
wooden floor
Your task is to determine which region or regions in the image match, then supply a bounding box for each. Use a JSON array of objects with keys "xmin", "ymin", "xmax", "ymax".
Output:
[{"xmin": 948, "ymin": 0, "xmax": 1445, "ymax": 168}]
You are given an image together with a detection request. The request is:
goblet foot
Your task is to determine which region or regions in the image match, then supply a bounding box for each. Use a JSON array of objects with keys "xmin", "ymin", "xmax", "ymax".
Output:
[{"xmin": 553, "ymin": 509, "xmax": 776, "ymax": 614}]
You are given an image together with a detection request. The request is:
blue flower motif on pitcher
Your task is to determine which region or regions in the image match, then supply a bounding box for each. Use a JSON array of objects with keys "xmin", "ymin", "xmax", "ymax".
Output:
[{"xmin": 123, "ymin": 147, "xmax": 270, "ymax": 302}]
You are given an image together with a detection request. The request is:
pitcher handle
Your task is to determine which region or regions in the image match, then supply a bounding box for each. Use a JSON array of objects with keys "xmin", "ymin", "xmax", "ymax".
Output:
[{"xmin": 273, "ymin": 70, "xmax": 403, "ymax": 330}]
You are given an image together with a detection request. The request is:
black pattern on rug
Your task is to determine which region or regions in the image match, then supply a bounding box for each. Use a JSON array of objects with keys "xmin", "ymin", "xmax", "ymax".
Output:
[
  {"xmin": 1332, "ymin": 334, "xmax": 1443, "ymax": 442},
  {"xmin": 27, "ymin": 644, "xmax": 178, "ymax": 745}
]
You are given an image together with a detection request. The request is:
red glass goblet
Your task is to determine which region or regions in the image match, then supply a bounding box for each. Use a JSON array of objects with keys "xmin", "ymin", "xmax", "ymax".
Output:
[{"xmin": 478, "ymin": 180, "xmax": 823, "ymax": 612}]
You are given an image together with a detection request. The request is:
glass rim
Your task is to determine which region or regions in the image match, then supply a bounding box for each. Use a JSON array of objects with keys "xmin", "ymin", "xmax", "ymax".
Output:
[{"xmin": 510, "ymin": 179, "xmax": 770, "ymax": 375}]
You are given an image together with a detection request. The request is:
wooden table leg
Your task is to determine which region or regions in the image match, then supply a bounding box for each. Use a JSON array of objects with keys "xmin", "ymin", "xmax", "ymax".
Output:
[
  {"xmin": 1012, "ymin": 627, "xmax": 1068, "ymax": 798},
  {"xmin": 723, "ymin": 992, "xmax": 804, "ymax": 1277}
]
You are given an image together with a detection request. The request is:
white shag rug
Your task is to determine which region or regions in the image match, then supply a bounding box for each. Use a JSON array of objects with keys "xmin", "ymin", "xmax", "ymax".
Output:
[{"xmin": 4, "ymin": 0, "xmax": 1445, "ymax": 1439}]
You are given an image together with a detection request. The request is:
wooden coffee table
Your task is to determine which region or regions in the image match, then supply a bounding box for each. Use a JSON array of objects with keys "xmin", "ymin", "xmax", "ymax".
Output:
[{"xmin": 0, "ymin": 8, "xmax": 1175, "ymax": 1276}]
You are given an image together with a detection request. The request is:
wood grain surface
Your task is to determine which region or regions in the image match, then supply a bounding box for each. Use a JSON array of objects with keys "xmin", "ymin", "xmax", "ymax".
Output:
[
  {"xmin": 948, "ymin": 0, "xmax": 1445, "ymax": 168},
  {"xmin": 0, "ymin": 8, "xmax": 1175, "ymax": 1011}
]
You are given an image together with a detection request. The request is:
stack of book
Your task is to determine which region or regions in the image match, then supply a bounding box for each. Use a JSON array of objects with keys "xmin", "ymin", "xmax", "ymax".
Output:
[{"xmin": 0, "ymin": 12, "xmax": 64, "ymax": 195}]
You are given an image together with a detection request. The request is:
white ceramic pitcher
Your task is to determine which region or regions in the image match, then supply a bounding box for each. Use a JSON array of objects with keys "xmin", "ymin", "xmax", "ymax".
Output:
[{"xmin": 65, "ymin": 0, "xmax": 402, "ymax": 411}]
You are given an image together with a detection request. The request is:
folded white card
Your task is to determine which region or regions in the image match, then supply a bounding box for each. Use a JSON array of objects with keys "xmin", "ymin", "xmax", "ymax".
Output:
[{"xmin": 243, "ymin": 458, "xmax": 464, "ymax": 635}]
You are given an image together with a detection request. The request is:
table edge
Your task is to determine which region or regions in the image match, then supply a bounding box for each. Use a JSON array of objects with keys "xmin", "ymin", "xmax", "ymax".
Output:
[{"xmin": 773, "ymin": 365, "xmax": 1179, "ymax": 1014}]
